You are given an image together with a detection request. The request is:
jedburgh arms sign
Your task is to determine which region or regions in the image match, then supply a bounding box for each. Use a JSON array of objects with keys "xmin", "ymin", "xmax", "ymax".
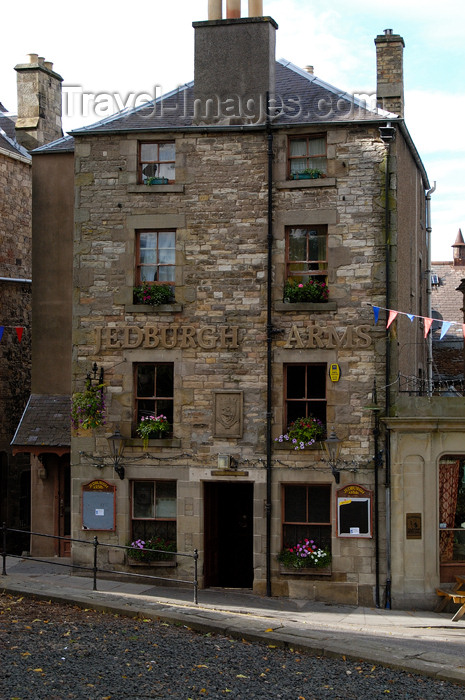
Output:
[{"xmin": 94, "ymin": 324, "xmax": 372, "ymax": 352}]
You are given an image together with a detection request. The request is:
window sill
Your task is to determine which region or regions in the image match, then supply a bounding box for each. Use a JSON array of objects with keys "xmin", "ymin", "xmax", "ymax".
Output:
[
  {"xmin": 278, "ymin": 565, "xmax": 332, "ymax": 576},
  {"xmin": 126, "ymin": 303, "xmax": 183, "ymax": 313},
  {"xmin": 275, "ymin": 301, "xmax": 337, "ymax": 312},
  {"xmin": 128, "ymin": 184, "xmax": 185, "ymax": 193},
  {"xmin": 276, "ymin": 178, "xmax": 336, "ymax": 190},
  {"xmin": 125, "ymin": 438, "xmax": 181, "ymax": 448}
]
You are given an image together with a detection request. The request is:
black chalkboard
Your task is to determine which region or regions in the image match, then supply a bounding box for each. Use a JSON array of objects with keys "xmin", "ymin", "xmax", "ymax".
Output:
[{"xmin": 338, "ymin": 498, "xmax": 371, "ymax": 537}]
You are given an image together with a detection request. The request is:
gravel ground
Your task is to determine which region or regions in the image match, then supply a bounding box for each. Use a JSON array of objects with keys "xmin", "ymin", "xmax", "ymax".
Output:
[{"xmin": 1, "ymin": 593, "xmax": 464, "ymax": 700}]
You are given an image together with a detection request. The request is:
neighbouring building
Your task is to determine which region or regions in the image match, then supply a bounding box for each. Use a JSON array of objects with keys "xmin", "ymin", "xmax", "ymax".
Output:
[
  {"xmin": 16, "ymin": 1, "xmax": 465, "ymax": 609},
  {"xmin": 3, "ymin": 55, "xmax": 65, "ymax": 553}
]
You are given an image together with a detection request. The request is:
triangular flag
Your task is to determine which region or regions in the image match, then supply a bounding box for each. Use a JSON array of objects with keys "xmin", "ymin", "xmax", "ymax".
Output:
[
  {"xmin": 372, "ymin": 306, "xmax": 380, "ymax": 324},
  {"xmin": 424, "ymin": 318, "xmax": 433, "ymax": 338},
  {"xmin": 15, "ymin": 327, "xmax": 23, "ymax": 343},
  {"xmin": 0, "ymin": 327, "xmax": 3, "ymax": 342},
  {"xmin": 440, "ymin": 322, "xmax": 452, "ymax": 340},
  {"xmin": 406, "ymin": 314, "xmax": 415, "ymax": 322},
  {"xmin": 387, "ymin": 310, "xmax": 398, "ymax": 329}
]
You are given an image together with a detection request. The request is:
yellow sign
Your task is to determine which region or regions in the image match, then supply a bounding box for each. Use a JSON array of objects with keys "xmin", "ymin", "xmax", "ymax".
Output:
[{"xmin": 329, "ymin": 363, "xmax": 340, "ymax": 382}]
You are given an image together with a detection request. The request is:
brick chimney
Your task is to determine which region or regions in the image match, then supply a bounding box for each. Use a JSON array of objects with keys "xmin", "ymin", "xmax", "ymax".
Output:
[
  {"xmin": 14, "ymin": 54, "xmax": 63, "ymax": 151},
  {"xmin": 194, "ymin": 1, "xmax": 277, "ymax": 124},
  {"xmin": 375, "ymin": 29, "xmax": 405, "ymax": 117}
]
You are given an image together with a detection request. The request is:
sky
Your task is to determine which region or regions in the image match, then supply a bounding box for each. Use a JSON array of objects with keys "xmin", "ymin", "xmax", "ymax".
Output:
[{"xmin": 1, "ymin": 0, "xmax": 464, "ymax": 261}]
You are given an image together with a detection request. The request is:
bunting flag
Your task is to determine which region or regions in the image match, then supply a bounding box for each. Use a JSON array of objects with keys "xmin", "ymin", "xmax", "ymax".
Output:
[
  {"xmin": 440, "ymin": 322, "xmax": 452, "ymax": 340},
  {"xmin": 0, "ymin": 326, "xmax": 25, "ymax": 342},
  {"xmin": 386, "ymin": 310, "xmax": 398, "ymax": 329},
  {"xmin": 366, "ymin": 303, "xmax": 463, "ymax": 340},
  {"xmin": 423, "ymin": 318, "xmax": 433, "ymax": 338}
]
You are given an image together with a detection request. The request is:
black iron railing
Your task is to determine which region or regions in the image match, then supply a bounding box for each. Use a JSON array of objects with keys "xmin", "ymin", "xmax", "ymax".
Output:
[{"xmin": 1, "ymin": 523, "xmax": 198, "ymax": 604}]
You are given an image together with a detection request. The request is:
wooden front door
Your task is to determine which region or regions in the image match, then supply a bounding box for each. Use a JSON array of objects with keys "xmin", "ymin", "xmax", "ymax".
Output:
[{"xmin": 204, "ymin": 482, "xmax": 253, "ymax": 588}]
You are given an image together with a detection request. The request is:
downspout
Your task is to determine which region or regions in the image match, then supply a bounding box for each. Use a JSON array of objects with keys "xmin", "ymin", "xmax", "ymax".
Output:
[
  {"xmin": 265, "ymin": 95, "xmax": 274, "ymax": 597},
  {"xmin": 425, "ymin": 183, "xmax": 437, "ymax": 396},
  {"xmin": 379, "ymin": 122, "xmax": 396, "ymax": 609}
]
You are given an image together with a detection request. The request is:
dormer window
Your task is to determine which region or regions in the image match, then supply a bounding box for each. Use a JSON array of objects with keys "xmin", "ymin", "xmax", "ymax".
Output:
[
  {"xmin": 139, "ymin": 142, "xmax": 175, "ymax": 184},
  {"xmin": 288, "ymin": 135, "xmax": 327, "ymax": 179}
]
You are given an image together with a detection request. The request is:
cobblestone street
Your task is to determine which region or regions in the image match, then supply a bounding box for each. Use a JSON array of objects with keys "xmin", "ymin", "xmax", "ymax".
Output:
[{"xmin": 1, "ymin": 594, "xmax": 465, "ymax": 700}]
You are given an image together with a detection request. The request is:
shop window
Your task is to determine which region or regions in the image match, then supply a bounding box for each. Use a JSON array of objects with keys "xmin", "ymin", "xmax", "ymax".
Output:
[
  {"xmin": 282, "ymin": 483, "xmax": 331, "ymax": 550},
  {"xmin": 284, "ymin": 363, "xmax": 327, "ymax": 428},
  {"xmin": 288, "ymin": 135, "xmax": 327, "ymax": 178},
  {"xmin": 286, "ymin": 225, "xmax": 327, "ymax": 285},
  {"xmin": 139, "ymin": 141, "xmax": 175, "ymax": 183},
  {"xmin": 135, "ymin": 363, "xmax": 174, "ymax": 426},
  {"xmin": 136, "ymin": 230, "xmax": 175, "ymax": 285},
  {"xmin": 131, "ymin": 480, "xmax": 176, "ymax": 544}
]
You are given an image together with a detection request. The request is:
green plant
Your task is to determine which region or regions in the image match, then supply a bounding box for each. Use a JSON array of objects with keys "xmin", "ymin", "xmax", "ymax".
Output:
[
  {"xmin": 127, "ymin": 536, "xmax": 176, "ymax": 562},
  {"xmin": 292, "ymin": 168, "xmax": 325, "ymax": 179},
  {"xmin": 71, "ymin": 382, "xmax": 105, "ymax": 430},
  {"xmin": 146, "ymin": 176, "xmax": 168, "ymax": 185},
  {"xmin": 275, "ymin": 417, "xmax": 325, "ymax": 450},
  {"xmin": 136, "ymin": 414, "xmax": 170, "ymax": 447},
  {"xmin": 278, "ymin": 539, "xmax": 331, "ymax": 569},
  {"xmin": 133, "ymin": 282, "xmax": 174, "ymax": 306},
  {"xmin": 283, "ymin": 278, "xmax": 329, "ymax": 303}
]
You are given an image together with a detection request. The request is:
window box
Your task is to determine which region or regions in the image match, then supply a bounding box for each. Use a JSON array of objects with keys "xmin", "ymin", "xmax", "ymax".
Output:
[
  {"xmin": 127, "ymin": 558, "xmax": 177, "ymax": 567},
  {"xmin": 146, "ymin": 177, "xmax": 169, "ymax": 185},
  {"xmin": 292, "ymin": 170, "xmax": 326, "ymax": 180},
  {"xmin": 274, "ymin": 440, "xmax": 322, "ymax": 451}
]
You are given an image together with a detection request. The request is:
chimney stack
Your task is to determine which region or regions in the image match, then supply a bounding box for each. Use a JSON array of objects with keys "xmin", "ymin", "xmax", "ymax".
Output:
[
  {"xmin": 14, "ymin": 54, "xmax": 63, "ymax": 151},
  {"xmin": 375, "ymin": 29, "xmax": 405, "ymax": 117},
  {"xmin": 193, "ymin": 5, "xmax": 277, "ymax": 125}
]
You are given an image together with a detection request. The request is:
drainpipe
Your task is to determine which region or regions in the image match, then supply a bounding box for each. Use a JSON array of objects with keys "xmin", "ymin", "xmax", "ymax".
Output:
[
  {"xmin": 425, "ymin": 183, "xmax": 436, "ymax": 396},
  {"xmin": 379, "ymin": 122, "xmax": 396, "ymax": 609},
  {"xmin": 265, "ymin": 94, "xmax": 274, "ymax": 597}
]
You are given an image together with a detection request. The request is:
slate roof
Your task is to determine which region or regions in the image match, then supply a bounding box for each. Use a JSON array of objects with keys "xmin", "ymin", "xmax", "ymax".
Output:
[
  {"xmin": 32, "ymin": 134, "xmax": 75, "ymax": 154},
  {"xmin": 431, "ymin": 261, "xmax": 465, "ymax": 341},
  {"xmin": 0, "ymin": 111, "xmax": 31, "ymax": 159},
  {"xmin": 70, "ymin": 59, "xmax": 396, "ymax": 136},
  {"xmin": 11, "ymin": 394, "xmax": 71, "ymax": 449}
]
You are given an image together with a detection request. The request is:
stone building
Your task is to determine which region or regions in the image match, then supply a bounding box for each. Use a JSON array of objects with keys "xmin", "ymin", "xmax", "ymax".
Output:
[
  {"xmin": 15, "ymin": 1, "xmax": 451, "ymax": 608},
  {"xmin": 1, "ymin": 55, "xmax": 64, "ymax": 552}
]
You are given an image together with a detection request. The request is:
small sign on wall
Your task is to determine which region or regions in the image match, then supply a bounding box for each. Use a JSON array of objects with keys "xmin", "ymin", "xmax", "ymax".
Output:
[
  {"xmin": 406, "ymin": 513, "xmax": 422, "ymax": 540},
  {"xmin": 337, "ymin": 484, "xmax": 373, "ymax": 538},
  {"xmin": 82, "ymin": 480, "xmax": 116, "ymax": 531}
]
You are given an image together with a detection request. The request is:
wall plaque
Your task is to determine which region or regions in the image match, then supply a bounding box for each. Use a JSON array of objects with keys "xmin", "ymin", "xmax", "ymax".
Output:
[
  {"xmin": 214, "ymin": 391, "xmax": 243, "ymax": 438},
  {"xmin": 406, "ymin": 513, "xmax": 422, "ymax": 540}
]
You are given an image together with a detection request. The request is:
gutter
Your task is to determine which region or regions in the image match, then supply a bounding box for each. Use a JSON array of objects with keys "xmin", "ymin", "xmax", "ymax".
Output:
[{"xmin": 0, "ymin": 277, "xmax": 32, "ymax": 283}]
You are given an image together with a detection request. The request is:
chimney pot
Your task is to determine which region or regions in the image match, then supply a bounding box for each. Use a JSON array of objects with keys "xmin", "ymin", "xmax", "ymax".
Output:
[
  {"xmin": 248, "ymin": 0, "xmax": 263, "ymax": 16},
  {"xmin": 38, "ymin": 56, "xmax": 45, "ymax": 65},
  {"xmin": 384, "ymin": 28, "xmax": 393, "ymax": 35},
  {"xmin": 226, "ymin": 0, "xmax": 241, "ymax": 18},
  {"xmin": 28, "ymin": 53, "xmax": 39, "ymax": 64},
  {"xmin": 44, "ymin": 61, "xmax": 54, "ymax": 71},
  {"xmin": 305, "ymin": 65, "xmax": 314, "ymax": 74},
  {"xmin": 208, "ymin": 0, "xmax": 222, "ymax": 20}
]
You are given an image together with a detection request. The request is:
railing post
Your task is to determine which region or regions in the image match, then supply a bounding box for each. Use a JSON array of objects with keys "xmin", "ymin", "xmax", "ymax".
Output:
[
  {"xmin": 93, "ymin": 535, "xmax": 99, "ymax": 591},
  {"xmin": 2, "ymin": 522, "xmax": 7, "ymax": 576},
  {"xmin": 193, "ymin": 549, "xmax": 198, "ymax": 605}
]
